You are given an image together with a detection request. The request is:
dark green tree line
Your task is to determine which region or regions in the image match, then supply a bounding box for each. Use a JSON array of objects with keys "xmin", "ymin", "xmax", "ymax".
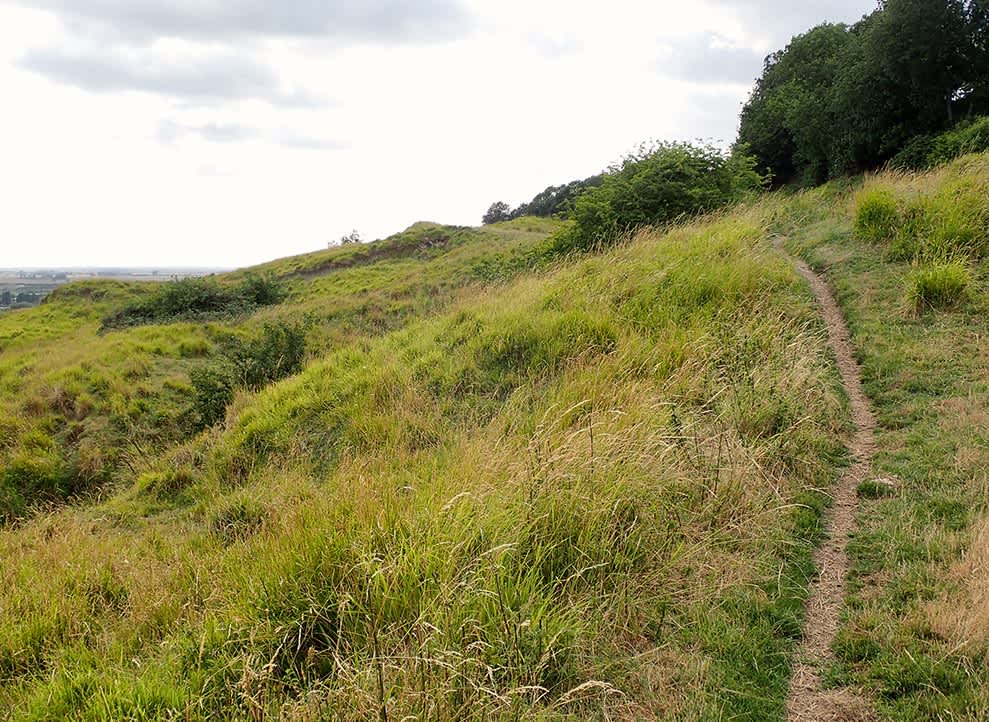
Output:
[
  {"xmin": 482, "ymin": 175, "xmax": 603, "ymax": 224},
  {"xmin": 739, "ymin": 0, "xmax": 989, "ymax": 185}
]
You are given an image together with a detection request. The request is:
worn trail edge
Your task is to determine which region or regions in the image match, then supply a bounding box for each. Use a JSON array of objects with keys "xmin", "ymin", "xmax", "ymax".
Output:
[{"xmin": 780, "ymin": 244, "xmax": 877, "ymax": 722}]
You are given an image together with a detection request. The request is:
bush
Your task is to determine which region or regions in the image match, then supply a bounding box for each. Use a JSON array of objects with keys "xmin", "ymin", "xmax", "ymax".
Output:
[
  {"xmin": 890, "ymin": 117, "xmax": 989, "ymax": 171},
  {"xmin": 930, "ymin": 117, "xmax": 989, "ymax": 165},
  {"xmin": 190, "ymin": 322, "xmax": 308, "ymax": 430},
  {"xmin": 237, "ymin": 274, "xmax": 287, "ymax": 307},
  {"xmin": 226, "ymin": 322, "xmax": 307, "ymax": 391},
  {"xmin": 190, "ymin": 365, "xmax": 236, "ymax": 429},
  {"xmin": 907, "ymin": 261, "xmax": 970, "ymax": 313},
  {"xmin": 550, "ymin": 142, "xmax": 766, "ymax": 254},
  {"xmin": 102, "ymin": 275, "xmax": 286, "ymax": 330},
  {"xmin": 889, "ymin": 135, "xmax": 937, "ymax": 171},
  {"xmin": 854, "ymin": 187, "xmax": 900, "ymax": 244}
]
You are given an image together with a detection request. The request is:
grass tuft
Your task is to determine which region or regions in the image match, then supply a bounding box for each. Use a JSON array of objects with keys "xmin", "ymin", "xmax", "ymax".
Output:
[
  {"xmin": 854, "ymin": 186, "xmax": 900, "ymax": 244},
  {"xmin": 906, "ymin": 261, "xmax": 971, "ymax": 314}
]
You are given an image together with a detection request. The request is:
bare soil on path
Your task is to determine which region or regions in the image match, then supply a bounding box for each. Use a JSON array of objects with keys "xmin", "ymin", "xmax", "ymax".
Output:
[{"xmin": 778, "ymin": 244, "xmax": 877, "ymax": 722}]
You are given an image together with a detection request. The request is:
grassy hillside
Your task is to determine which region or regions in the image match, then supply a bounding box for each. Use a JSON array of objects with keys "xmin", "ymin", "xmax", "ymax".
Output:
[
  {"xmin": 0, "ymin": 204, "xmax": 850, "ymax": 719},
  {"xmin": 0, "ymin": 218, "xmax": 560, "ymax": 522},
  {"xmin": 3, "ymin": 152, "xmax": 988, "ymax": 720}
]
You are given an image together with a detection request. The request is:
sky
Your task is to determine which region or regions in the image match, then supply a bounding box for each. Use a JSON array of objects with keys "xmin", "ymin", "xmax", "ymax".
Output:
[{"xmin": 0, "ymin": 1, "xmax": 877, "ymax": 269}]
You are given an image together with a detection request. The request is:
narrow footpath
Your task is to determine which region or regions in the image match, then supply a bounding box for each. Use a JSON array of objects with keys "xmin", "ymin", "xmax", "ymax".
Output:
[{"xmin": 778, "ymin": 243, "xmax": 877, "ymax": 722}]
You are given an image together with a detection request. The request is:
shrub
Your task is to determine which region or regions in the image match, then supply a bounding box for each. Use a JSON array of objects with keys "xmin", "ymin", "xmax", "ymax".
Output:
[
  {"xmin": 890, "ymin": 117, "xmax": 989, "ymax": 171},
  {"xmin": 226, "ymin": 323, "xmax": 307, "ymax": 391},
  {"xmin": 190, "ymin": 323, "xmax": 308, "ymax": 430},
  {"xmin": 237, "ymin": 274, "xmax": 287, "ymax": 307},
  {"xmin": 190, "ymin": 366, "xmax": 236, "ymax": 429},
  {"xmin": 930, "ymin": 117, "xmax": 989, "ymax": 165},
  {"xmin": 907, "ymin": 261, "xmax": 970, "ymax": 313},
  {"xmin": 890, "ymin": 135, "xmax": 937, "ymax": 171},
  {"xmin": 102, "ymin": 275, "xmax": 286, "ymax": 330},
  {"xmin": 854, "ymin": 187, "xmax": 900, "ymax": 244},
  {"xmin": 550, "ymin": 142, "xmax": 766, "ymax": 254}
]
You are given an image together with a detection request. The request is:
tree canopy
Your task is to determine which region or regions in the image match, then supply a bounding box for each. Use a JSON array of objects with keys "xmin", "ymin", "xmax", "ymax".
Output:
[
  {"xmin": 481, "ymin": 175, "xmax": 603, "ymax": 224},
  {"xmin": 738, "ymin": 0, "xmax": 989, "ymax": 185}
]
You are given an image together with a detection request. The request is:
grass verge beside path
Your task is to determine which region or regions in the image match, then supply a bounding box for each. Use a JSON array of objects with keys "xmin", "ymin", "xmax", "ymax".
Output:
[{"xmin": 777, "ymin": 159, "xmax": 989, "ymax": 720}]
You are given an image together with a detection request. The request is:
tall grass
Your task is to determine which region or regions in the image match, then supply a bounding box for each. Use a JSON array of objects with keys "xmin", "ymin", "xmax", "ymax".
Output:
[
  {"xmin": 852, "ymin": 157, "xmax": 989, "ymax": 314},
  {"xmin": 0, "ymin": 221, "xmax": 562, "ymax": 522},
  {"xmin": 0, "ymin": 210, "xmax": 846, "ymax": 719}
]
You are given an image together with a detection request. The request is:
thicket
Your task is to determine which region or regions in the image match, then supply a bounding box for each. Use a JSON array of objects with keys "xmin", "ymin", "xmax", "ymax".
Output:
[
  {"xmin": 738, "ymin": 0, "xmax": 989, "ymax": 185},
  {"xmin": 101, "ymin": 274, "xmax": 286, "ymax": 330},
  {"xmin": 890, "ymin": 116, "xmax": 989, "ymax": 170},
  {"xmin": 482, "ymin": 174, "xmax": 603, "ymax": 224},
  {"xmin": 546, "ymin": 142, "xmax": 766, "ymax": 254},
  {"xmin": 191, "ymin": 322, "xmax": 307, "ymax": 429}
]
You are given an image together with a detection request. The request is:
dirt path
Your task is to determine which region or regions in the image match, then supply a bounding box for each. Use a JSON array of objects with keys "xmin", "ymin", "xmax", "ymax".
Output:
[{"xmin": 779, "ymin": 244, "xmax": 877, "ymax": 722}]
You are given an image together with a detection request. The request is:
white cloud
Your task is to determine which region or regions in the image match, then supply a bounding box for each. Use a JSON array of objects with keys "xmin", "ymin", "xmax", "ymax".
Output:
[
  {"xmin": 20, "ymin": 45, "xmax": 329, "ymax": 106},
  {"xmin": 0, "ymin": 1, "xmax": 878, "ymax": 268},
  {"xmin": 4, "ymin": 0, "xmax": 474, "ymax": 43}
]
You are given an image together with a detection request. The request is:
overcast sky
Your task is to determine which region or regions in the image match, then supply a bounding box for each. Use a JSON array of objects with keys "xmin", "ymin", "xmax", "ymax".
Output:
[{"xmin": 0, "ymin": 1, "xmax": 877, "ymax": 268}]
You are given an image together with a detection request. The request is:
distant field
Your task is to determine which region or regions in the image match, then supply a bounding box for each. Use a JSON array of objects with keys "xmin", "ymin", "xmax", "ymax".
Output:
[{"xmin": 0, "ymin": 269, "xmax": 226, "ymax": 311}]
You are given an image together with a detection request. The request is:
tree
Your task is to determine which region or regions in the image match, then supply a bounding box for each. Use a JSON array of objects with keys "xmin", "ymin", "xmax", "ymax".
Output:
[
  {"xmin": 737, "ymin": 24, "xmax": 851, "ymax": 185},
  {"xmin": 482, "ymin": 201, "xmax": 512, "ymax": 225},
  {"xmin": 556, "ymin": 142, "xmax": 766, "ymax": 253},
  {"xmin": 510, "ymin": 175, "xmax": 604, "ymax": 219},
  {"xmin": 738, "ymin": 1, "xmax": 989, "ymax": 182},
  {"xmin": 873, "ymin": 0, "xmax": 973, "ymax": 126}
]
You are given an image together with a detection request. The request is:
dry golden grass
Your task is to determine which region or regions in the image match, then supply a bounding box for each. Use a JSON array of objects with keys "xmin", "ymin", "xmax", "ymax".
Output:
[
  {"xmin": 1, "ymin": 208, "xmax": 850, "ymax": 720},
  {"xmin": 928, "ymin": 514, "xmax": 989, "ymax": 652}
]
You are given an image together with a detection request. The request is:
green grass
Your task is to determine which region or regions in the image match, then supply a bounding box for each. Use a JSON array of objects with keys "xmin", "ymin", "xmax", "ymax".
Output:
[
  {"xmin": 0, "ymin": 208, "xmax": 848, "ymax": 720},
  {"xmin": 779, "ymin": 152, "xmax": 989, "ymax": 720},
  {"xmin": 0, "ymin": 221, "xmax": 563, "ymax": 522},
  {"xmin": 906, "ymin": 261, "xmax": 971, "ymax": 314},
  {"xmin": 8, "ymin": 151, "xmax": 988, "ymax": 718},
  {"xmin": 854, "ymin": 187, "xmax": 899, "ymax": 244}
]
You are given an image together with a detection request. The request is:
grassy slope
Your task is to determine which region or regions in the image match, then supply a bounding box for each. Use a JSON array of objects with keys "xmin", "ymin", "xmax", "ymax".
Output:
[
  {"xmin": 0, "ymin": 207, "xmax": 849, "ymax": 719},
  {"xmin": 0, "ymin": 219, "xmax": 558, "ymax": 520},
  {"xmin": 778, "ymin": 155, "xmax": 989, "ymax": 719}
]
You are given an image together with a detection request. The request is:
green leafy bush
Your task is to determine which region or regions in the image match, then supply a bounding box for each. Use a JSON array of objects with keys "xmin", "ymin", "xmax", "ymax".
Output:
[
  {"xmin": 930, "ymin": 117, "xmax": 989, "ymax": 165},
  {"xmin": 891, "ymin": 117, "xmax": 989, "ymax": 171},
  {"xmin": 237, "ymin": 274, "xmax": 287, "ymax": 307},
  {"xmin": 190, "ymin": 365, "xmax": 236, "ymax": 429},
  {"xmin": 854, "ymin": 187, "xmax": 900, "ymax": 244},
  {"xmin": 889, "ymin": 135, "xmax": 937, "ymax": 171},
  {"xmin": 226, "ymin": 323, "xmax": 307, "ymax": 391},
  {"xmin": 549, "ymin": 142, "xmax": 766, "ymax": 254},
  {"xmin": 907, "ymin": 261, "xmax": 971, "ymax": 313},
  {"xmin": 102, "ymin": 274, "xmax": 286, "ymax": 330},
  {"xmin": 191, "ymin": 323, "xmax": 308, "ymax": 429}
]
